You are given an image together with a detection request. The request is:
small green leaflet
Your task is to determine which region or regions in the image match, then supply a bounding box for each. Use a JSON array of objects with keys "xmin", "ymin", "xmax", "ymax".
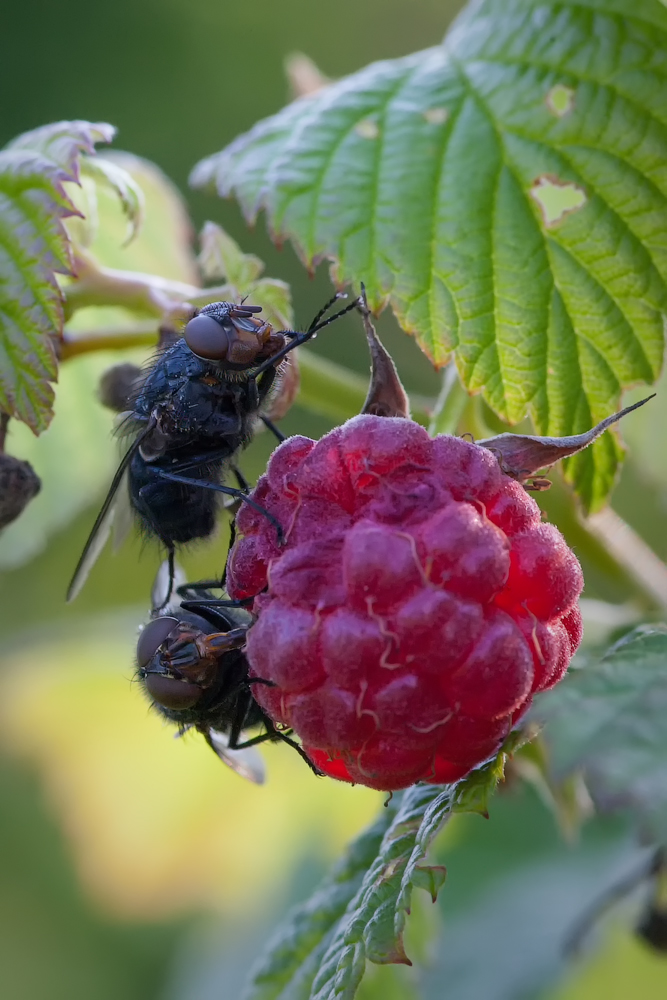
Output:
[
  {"xmin": 534, "ymin": 626, "xmax": 667, "ymax": 844},
  {"xmin": 0, "ymin": 120, "xmax": 114, "ymax": 433},
  {"xmin": 198, "ymin": 221, "xmax": 293, "ymax": 330},
  {"xmin": 79, "ymin": 155, "xmax": 145, "ymax": 246},
  {"xmin": 192, "ymin": 0, "xmax": 667, "ymax": 511},
  {"xmin": 243, "ymin": 740, "xmax": 521, "ymax": 1000}
]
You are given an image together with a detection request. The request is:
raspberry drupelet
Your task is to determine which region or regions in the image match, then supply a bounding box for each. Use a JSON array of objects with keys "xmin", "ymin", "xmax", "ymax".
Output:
[{"xmin": 228, "ymin": 414, "xmax": 583, "ymax": 791}]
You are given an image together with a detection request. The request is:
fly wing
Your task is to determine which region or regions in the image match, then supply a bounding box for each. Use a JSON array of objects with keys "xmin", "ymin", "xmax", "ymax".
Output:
[
  {"xmin": 66, "ymin": 470, "xmax": 125, "ymax": 603},
  {"xmin": 66, "ymin": 425, "xmax": 150, "ymax": 602},
  {"xmin": 150, "ymin": 559, "xmax": 187, "ymax": 615},
  {"xmin": 207, "ymin": 729, "xmax": 267, "ymax": 785},
  {"xmin": 111, "ymin": 475, "xmax": 134, "ymax": 555}
]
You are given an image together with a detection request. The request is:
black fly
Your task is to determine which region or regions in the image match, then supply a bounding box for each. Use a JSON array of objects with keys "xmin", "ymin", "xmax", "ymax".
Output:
[
  {"xmin": 67, "ymin": 295, "xmax": 357, "ymax": 602},
  {"xmin": 136, "ymin": 571, "xmax": 320, "ymax": 782}
]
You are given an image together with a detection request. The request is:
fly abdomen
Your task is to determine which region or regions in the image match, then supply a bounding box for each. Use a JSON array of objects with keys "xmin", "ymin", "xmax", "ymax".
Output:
[{"xmin": 129, "ymin": 452, "xmax": 223, "ymax": 545}]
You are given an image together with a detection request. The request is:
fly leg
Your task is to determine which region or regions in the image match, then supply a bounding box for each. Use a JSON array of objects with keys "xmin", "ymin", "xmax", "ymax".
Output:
[
  {"xmin": 165, "ymin": 545, "xmax": 176, "ymax": 608},
  {"xmin": 249, "ymin": 368, "xmax": 286, "ymax": 441},
  {"xmin": 231, "ymin": 698, "xmax": 324, "ymax": 777},
  {"xmin": 262, "ymin": 718, "xmax": 325, "ymax": 777},
  {"xmin": 243, "ymin": 293, "xmax": 359, "ymax": 409},
  {"xmin": 176, "ymin": 467, "xmax": 248, "ymax": 600},
  {"xmin": 224, "ymin": 690, "xmax": 323, "ymax": 775},
  {"xmin": 180, "ymin": 597, "xmax": 253, "ymax": 612},
  {"xmin": 154, "ymin": 470, "xmax": 285, "ymax": 545},
  {"xmin": 221, "ymin": 512, "xmax": 237, "ymax": 591},
  {"xmin": 260, "ymin": 415, "xmax": 285, "ymax": 443},
  {"xmin": 247, "ymin": 365, "xmax": 276, "ymax": 412},
  {"xmin": 152, "ymin": 449, "xmax": 283, "ymax": 542},
  {"xmin": 226, "ymin": 690, "xmax": 276, "ymax": 751},
  {"xmin": 231, "ymin": 466, "xmax": 250, "ymax": 493}
]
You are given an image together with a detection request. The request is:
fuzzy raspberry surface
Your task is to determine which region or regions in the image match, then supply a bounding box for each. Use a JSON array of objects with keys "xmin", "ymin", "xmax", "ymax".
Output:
[{"xmin": 228, "ymin": 415, "xmax": 583, "ymax": 791}]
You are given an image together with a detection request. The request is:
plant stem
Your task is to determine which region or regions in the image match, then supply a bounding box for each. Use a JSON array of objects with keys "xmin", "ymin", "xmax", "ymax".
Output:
[
  {"xmin": 585, "ymin": 507, "xmax": 667, "ymax": 612},
  {"xmin": 61, "ymin": 322, "xmax": 158, "ymax": 360},
  {"xmin": 63, "ymin": 249, "xmax": 233, "ymax": 321},
  {"xmin": 428, "ymin": 364, "xmax": 468, "ymax": 436}
]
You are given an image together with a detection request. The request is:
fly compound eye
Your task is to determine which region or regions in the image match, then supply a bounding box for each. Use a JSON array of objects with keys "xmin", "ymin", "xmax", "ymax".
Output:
[
  {"xmin": 143, "ymin": 672, "xmax": 202, "ymax": 710},
  {"xmin": 136, "ymin": 616, "xmax": 179, "ymax": 668},
  {"xmin": 184, "ymin": 314, "xmax": 232, "ymax": 361}
]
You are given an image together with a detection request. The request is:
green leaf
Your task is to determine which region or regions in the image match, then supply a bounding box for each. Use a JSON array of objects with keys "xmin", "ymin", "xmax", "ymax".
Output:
[
  {"xmin": 248, "ymin": 277, "xmax": 293, "ymax": 332},
  {"xmin": 199, "ymin": 219, "xmax": 264, "ymax": 289},
  {"xmin": 420, "ymin": 785, "xmax": 641, "ymax": 1000},
  {"xmin": 0, "ymin": 153, "xmax": 199, "ymax": 569},
  {"xmin": 192, "ymin": 0, "xmax": 667, "ymax": 511},
  {"xmin": 79, "ymin": 155, "xmax": 145, "ymax": 246},
  {"xmin": 7, "ymin": 120, "xmax": 114, "ymax": 175},
  {"xmin": 0, "ymin": 120, "xmax": 114, "ymax": 432},
  {"xmin": 244, "ymin": 745, "xmax": 517, "ymax": 1000},
  {"xmin": 244, "ymin": 805, "xmax": 395, "ymax": 1000},
  {"xmin": 197, "ymin": 221, "xmax": 293, "ymax": 331},
  {"xmin": 534, "ymin": 626, "xmax": 667, "ymax": 843},
  {"xmin": 66, "ymin": 151, "xmax": 198, "ymax": 285}
]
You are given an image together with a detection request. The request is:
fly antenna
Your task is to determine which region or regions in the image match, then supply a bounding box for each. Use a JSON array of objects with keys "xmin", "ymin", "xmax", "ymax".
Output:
[
  {"xmin": 306, "ymin": 292, "xmax": 348, "ymax": 333},
  {"xmin": 306, "ymin": 296, "xmax": 358, "ymax": 335}
]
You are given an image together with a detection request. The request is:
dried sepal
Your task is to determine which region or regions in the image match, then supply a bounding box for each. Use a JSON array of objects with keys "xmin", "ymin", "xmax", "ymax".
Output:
[
  {"xmin": 358, "ymin": 284, "xmax": 410, "ymax": 420},
  {"xmin": 0, "ymin": 452, "xmax": 41, "ymax": 529},
  {"xmin": 478, "ymin": 396, "xmax": 655, "ymax": 486}
]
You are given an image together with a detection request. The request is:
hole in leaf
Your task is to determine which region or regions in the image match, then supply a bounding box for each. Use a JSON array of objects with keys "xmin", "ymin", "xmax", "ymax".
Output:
[
  {"xmin": 530, "ymin": 174, "xmax": 587, "ymax": 227},
  {"xmin": 355, "ymin": 119, "xmax": 380, "ymax": 140},
  {"xmin": 546, "ymin": 84, "xmax": 575, "ymax": 118},
  {"xmin": 423, "ymin": 107, "xmax": 449, "ymax": 125}
]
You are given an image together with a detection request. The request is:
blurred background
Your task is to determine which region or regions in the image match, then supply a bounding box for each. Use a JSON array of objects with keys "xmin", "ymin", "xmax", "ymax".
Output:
[{"xmin": 1, "ymin": 1, "xmax": 667, "ymax": 997}]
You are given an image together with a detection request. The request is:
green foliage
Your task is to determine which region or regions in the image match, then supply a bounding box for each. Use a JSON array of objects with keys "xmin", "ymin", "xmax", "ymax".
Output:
[
  {"xmin": 198, "ymin": 221, "xmax": 293, "ymax": 329},
  {"xmin": 244, "ymin": 745, "xmax": 518, "ymax": 1000},
  {"xmin": 0, "ymin": 120, "xmax": 114, "ymax": 433},
  {"xmin": 534, "ymin": 626, "xmax": 667, "ymax": 844},
  {"xmin": 78, "ymin": 155, "xmax": 145, "ymax": 246},
  {"xmin": 192, "ymin": 0, "xmax": 667, "ymax": 510},
  {"xmin": 0, "ymin": 153, "xmax": 198, "ymax": 568},
  {"xmin": 65, "ymin": 151, "xmax": 198, "ymax": 287},
  {"xmin": 420, "ymin": 785, "xmax": 639, "ymax": 1000},
  {"xmin": 246, "ymin": 805, "xmax": 394, "ymax": 1000}
]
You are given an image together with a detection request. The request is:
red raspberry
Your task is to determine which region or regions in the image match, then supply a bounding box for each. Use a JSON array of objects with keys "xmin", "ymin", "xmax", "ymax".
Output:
[{"xmin": 228, "ymin": 416, "xmax": 583, "ymax": 791}]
